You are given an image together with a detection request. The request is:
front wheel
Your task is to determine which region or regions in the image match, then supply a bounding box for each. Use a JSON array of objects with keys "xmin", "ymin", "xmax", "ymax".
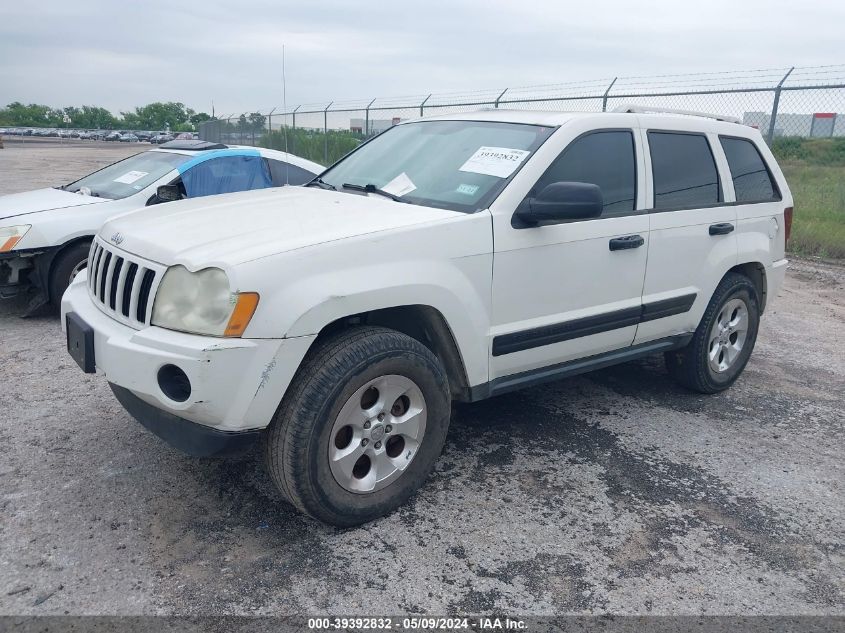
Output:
[
  {"xmin": 49, "ymin": 241, "xmax": 91, "ymax": 309},
  {"xmin": 263, "ymin": 326, "xmax": 451, "ymax": 526},
  {"xmin": 665, "ymin": 272, "xmax": 760, "ymax": 394}
]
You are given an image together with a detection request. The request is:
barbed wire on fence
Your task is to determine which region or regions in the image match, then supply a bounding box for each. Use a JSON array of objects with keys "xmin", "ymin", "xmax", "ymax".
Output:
[{"xmin": 199, "ymin": 64, "xmax": 845, "ymax": 164}]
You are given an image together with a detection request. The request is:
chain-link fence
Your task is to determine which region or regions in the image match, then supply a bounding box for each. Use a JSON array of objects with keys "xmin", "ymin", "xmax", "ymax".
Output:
[{"xmin": 200, "ymin": 64, "xmax": 845, "ymax": 164}]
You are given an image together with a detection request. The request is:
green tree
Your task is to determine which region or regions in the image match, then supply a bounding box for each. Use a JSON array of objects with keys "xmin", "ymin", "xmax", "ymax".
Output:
[
  {"xmin": 139, "ymin": 102, "xmax": 189, "ymax": 130},
  {"xmin": 247, "ymin": 112, "xmax": 265, "ymax": 143},
  {"xmin": 0, "ymin": 102, "xmax": 60, "ymax": 127},
  {"xmin": 190, "ymin": 111, "xmax": 212, "ymax": 126}
]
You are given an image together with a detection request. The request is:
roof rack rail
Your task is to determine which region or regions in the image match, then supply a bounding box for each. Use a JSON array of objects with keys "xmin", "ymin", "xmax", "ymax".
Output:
[{"xmin": 612, "ymin": 104, "xmax": 742, "ymax": 124}]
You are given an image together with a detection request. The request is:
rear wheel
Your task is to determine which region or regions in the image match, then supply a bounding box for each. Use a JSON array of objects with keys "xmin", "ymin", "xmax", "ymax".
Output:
[
  {"xmin": 263, "ymin": 326, "xmax": 451, "ymax": 526},
  {"xmin": 665, "ymin": 272, "xmax": 760, "ymax": 394},
  {"xmin": 49, "ymin": 241, "xmax": 91, "ymax": 309}
]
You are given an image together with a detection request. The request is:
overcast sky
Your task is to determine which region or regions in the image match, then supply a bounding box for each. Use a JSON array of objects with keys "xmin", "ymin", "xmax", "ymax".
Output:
[{"xmin": 2, "ymin": 0, "xmax": 844, "ymax": 115}]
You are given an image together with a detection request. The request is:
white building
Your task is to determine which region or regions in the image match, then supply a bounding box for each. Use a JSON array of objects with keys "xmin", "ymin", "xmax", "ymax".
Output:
[{"xmin": 350, "ymin": 118, "xmax": 401, "ymax": 135}]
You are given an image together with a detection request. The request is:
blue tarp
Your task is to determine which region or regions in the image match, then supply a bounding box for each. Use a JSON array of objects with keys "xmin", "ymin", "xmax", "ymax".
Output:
[{"xmin": 179, "ymin": 151, "xmax": 272, "ymax": 198}]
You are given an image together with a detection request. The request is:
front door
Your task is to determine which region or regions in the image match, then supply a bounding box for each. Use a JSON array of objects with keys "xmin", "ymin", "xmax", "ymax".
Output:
[{"xmin": 490, "ymin": 121, "xmax": 649, "ymax": 380}]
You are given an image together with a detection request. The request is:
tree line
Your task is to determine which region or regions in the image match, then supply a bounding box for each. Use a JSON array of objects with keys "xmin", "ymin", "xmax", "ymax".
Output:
[{"xmin": 0, "ymin": 101, "xmax": 214, "ymax": 131}]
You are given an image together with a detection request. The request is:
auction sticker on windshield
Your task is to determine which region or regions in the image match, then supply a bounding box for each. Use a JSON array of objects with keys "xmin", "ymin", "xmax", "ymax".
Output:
[
  {"xmin": 382, "ymin": 172, "xmax": 417, "ymax": 197},
  {"xmin": 113, "ymin": 170, "xmax": 149, "ymax": 185},
  {"xmin": 459, "ymin": 146, "xmax": 530, "ymax": 178}
]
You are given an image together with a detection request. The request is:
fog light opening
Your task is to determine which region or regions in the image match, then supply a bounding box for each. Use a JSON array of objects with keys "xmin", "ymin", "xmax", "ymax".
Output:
[{"xmin": 157, "ymin": 364, "xmax": 191, "ymax": 402}]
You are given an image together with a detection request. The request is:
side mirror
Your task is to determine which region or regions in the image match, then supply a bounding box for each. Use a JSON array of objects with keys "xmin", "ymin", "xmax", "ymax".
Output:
[
  {"xmin": 514, "ymin": 182, "xmax": 603, "ymax": 227},
  {"xmin": 156, "ymin": 184, "xmax": 181, "ymax": 203}
]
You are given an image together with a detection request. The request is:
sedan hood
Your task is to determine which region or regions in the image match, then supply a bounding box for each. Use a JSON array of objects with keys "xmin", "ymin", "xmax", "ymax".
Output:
[
  {"xmin": 0, "ymin": 188, "xmax": 107, "ymax": 222},
  {"xmin": 100, "ymin": 187, "xmax": 463, "ymax": 267}
]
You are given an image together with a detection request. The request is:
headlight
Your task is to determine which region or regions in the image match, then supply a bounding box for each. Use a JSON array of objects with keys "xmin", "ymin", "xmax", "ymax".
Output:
[
  {"xmin": 151, "ymin": 265, "xmax": 259, "ymax": 337},
  {"xmin": 0, "ymin": 225, "xmax": 31, "ymax": 252}
]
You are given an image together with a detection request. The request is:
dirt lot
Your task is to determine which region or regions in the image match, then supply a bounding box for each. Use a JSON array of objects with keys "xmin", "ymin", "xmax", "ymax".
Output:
[{"xmin": 0, "ymin": 143, "xmax": 843, "ymax": 616}]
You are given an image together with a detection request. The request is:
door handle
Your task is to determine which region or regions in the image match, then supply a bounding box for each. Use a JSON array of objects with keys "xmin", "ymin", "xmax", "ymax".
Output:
[
  {"xmin": 709, "ymin": 222, "xmax": 735, "ymax": 236},
  {"xmin": 609, "ymin": 234, "xmax": 645, "ymax": 251}
]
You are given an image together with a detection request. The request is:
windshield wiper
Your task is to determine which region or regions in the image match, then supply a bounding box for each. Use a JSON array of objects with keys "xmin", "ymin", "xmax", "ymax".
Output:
[
  {"xmin": 341, "ymin": 182, "xmax": 406, "ymax": 203},
  {"xmin": 305, "ymin": 177, "xmax": 337, "ymax": 191}
]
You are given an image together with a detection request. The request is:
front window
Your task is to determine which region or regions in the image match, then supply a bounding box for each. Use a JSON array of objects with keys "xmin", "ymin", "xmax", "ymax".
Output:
[
  {"xmin": 319, "ymin": 120, "xmax": 554, "ymax": 212},
  {"xmin": 64, "ymin": 151, "xmax": 190, "ymax": 200}
]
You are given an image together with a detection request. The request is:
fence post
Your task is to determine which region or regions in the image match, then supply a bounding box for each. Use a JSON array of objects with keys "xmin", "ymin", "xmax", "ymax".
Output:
[
  {"xmin": 323, "ymin": 102, "xmax": 333, "ymax": 163},
  {"xmin": 420, "ymin": 94, "xmax": 431, "ymax": 117},
  {"xmin": 494, "ymin": 88, "xmax": 508, "ymax": 108},
  {"xmin": 365, "ymin": 98, "xmax": 376, "ymax": 136},
  {"xmin": 292, "ymin": 105, "xmax": 300, "ymax": 131},
  {"xmin": 267, "ymin": 107, "xmax": 276, "ymax": 145},
  {"xmin": 601, "ymin": 77, "xmax": 618, "ymax": 112},
  {"xmin": 767, "ymin": 67, "xmax": 794, "ymax": 144}
]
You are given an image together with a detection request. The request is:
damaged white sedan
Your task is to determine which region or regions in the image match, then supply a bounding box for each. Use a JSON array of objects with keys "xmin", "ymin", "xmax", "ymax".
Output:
[{"xmin": 0, "ymin": 140, "xmax": 321, "ymax": 312}]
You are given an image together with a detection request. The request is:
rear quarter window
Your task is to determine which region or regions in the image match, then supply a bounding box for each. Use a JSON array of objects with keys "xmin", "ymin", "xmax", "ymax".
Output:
[
  {"xmin": 719, "ymin": 136, "xmax": 780, "ymax": 202},
  {"xmin": 648, "ymin": 131, "xmax": 721, "ymax": 210},
  {"xmin": 266, "ymin": 159, "xmax": 316, "ymax": 186}
]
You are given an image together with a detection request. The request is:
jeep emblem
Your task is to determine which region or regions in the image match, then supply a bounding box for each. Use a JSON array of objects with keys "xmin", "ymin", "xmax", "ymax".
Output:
[{"xmin": 110, "ymin": 232, "xmax": 124, "ymax": 245}]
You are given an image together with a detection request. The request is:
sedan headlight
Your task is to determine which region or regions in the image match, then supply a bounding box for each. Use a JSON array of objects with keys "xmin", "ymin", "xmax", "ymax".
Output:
[
  {"xmin": 0, "ymin": 225, "xmax": 31, "ymax": 252},
  {"xmin": 151, "ymin": 265, "xmax": 259, "ymax": 337}
]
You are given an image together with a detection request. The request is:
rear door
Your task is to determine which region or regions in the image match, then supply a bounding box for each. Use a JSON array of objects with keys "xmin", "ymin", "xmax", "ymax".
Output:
[{"xmin": 634, "ymin": 126, "xmax": 737, "ymax": 344}]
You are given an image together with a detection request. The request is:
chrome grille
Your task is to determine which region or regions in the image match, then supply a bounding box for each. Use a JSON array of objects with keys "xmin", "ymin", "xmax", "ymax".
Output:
[{"xmin": 87, "ymin": 237, "xmax": 165, "ymax": 328}]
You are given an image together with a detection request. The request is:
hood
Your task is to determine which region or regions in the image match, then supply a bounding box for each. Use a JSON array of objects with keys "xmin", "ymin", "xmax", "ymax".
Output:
[
  {"xmin": 100, "ymin": 186, "xmax": 463, "ymax": 267},
  {"xmin": 0, "ymin": 188, "xmax": 108, "ymax": 222}
]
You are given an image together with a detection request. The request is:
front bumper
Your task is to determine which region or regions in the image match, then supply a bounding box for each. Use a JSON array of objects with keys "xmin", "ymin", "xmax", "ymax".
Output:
[
  {"xmin": 109, "ymin": 384, "xmax": 259, "ymax": 457},
  {"xmin": 61, "ymin": 271, "xmax": 316, "ymax": 437}
]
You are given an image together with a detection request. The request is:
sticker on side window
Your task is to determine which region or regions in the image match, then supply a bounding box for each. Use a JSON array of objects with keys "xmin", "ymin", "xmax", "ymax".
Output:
[
  {"xmin": 459, "ymin": 147, "xmax": 530, "ymax": 178},
  {"xmin": 113, "ymin": 170, "xmax": 149, "ymax": 184},
  {"xmin": 381, "ymin": 172, "xmax": 417, "ymax": 197},
  {"xmin": 456, "ymin": 184, "xmax": 479, "ymax": 196}
]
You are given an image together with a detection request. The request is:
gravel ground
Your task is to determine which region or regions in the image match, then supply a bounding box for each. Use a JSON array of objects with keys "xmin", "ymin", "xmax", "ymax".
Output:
[{"xmin": 0, "ymin": 144, "xmax": 843, "ymax": 616}]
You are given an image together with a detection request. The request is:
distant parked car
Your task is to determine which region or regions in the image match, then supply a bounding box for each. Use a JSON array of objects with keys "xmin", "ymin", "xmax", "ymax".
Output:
[
  {"xmin": 0, "ymin": 141, "xmax": 323, "ymax": 309},
  {"xmin": 119, "ymin": 133, "xmax": 139, "ymax": 143},
  {"xmin": 150, "ymin": 133, "xmax": 174, "ymax": 145},
  {"xmin": 135, "ymin": 131, "xmax": 152, "ymax": 142},
  {"xmin": 104, "ymin": 131, "xmax": 122, "ymax": 141}
]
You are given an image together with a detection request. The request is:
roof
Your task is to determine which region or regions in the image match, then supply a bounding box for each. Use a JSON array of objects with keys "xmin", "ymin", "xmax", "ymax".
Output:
[
  {"xmin": 413, "ymin": 109, "xmax": 594, "ymax": 126},
  {"xmin": 158, "ymin": 139, "xmax": 227, "ymax": 151},
  {"xmin": 148, "ymin": 144, "xmax": 324, "ymax": 174},
  {"xmin": 405, "ymin": 108, "xmax": 751, "ymax": 133}
]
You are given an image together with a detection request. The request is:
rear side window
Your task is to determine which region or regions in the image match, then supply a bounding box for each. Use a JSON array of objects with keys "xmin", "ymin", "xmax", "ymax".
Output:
[
  {"xmin": 265, "ymin": 159, "xmax": 317, "ymax": 186},
  {"xmin": 530, "ymin": 130, "xmax": 637, "ymax": 214},
  {"xmin": 648, "ymin": 132, "xmax": 721, "ymax": 209},
  {"xmin": 719, "ymin": 137, "xmax": 780, "ymax": 202}
]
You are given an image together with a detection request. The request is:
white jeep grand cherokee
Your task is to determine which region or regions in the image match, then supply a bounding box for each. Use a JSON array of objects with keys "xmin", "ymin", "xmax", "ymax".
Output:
[{"xmin": 62, "ymin": 109, "xmax": 792, "ymax": 526}]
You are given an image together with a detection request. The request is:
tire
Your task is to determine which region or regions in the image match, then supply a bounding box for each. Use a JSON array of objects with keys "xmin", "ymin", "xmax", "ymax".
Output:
[
  {"xmin": 665, "ymin": 272, "xmax": 760, "ymax": 394},
  {"xmin": 49, "ymin": 241, "xmax": 91, "ymax": 309},
  {"xmin": 263, "ymin": 326, "xmax": 451, "ymax": 527}
]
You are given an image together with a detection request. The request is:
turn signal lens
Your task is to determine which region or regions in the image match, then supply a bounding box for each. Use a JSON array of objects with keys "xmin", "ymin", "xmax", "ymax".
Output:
[
  {"xmin": 0, "ymin": 225, "xmax": 31, "ymax": 252},
  {"xmin": 224, "ymin": 292, "xmax": 260, "ymax": 337}
]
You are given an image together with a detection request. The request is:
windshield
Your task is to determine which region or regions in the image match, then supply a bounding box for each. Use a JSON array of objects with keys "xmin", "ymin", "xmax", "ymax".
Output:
[
  {"xmin": 64, "ymin": 151, "xmax": 190, "ymax": 200},
  {"xmin": 319, "ymin": 120, "xmax": 554, "ymax": 212}
]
